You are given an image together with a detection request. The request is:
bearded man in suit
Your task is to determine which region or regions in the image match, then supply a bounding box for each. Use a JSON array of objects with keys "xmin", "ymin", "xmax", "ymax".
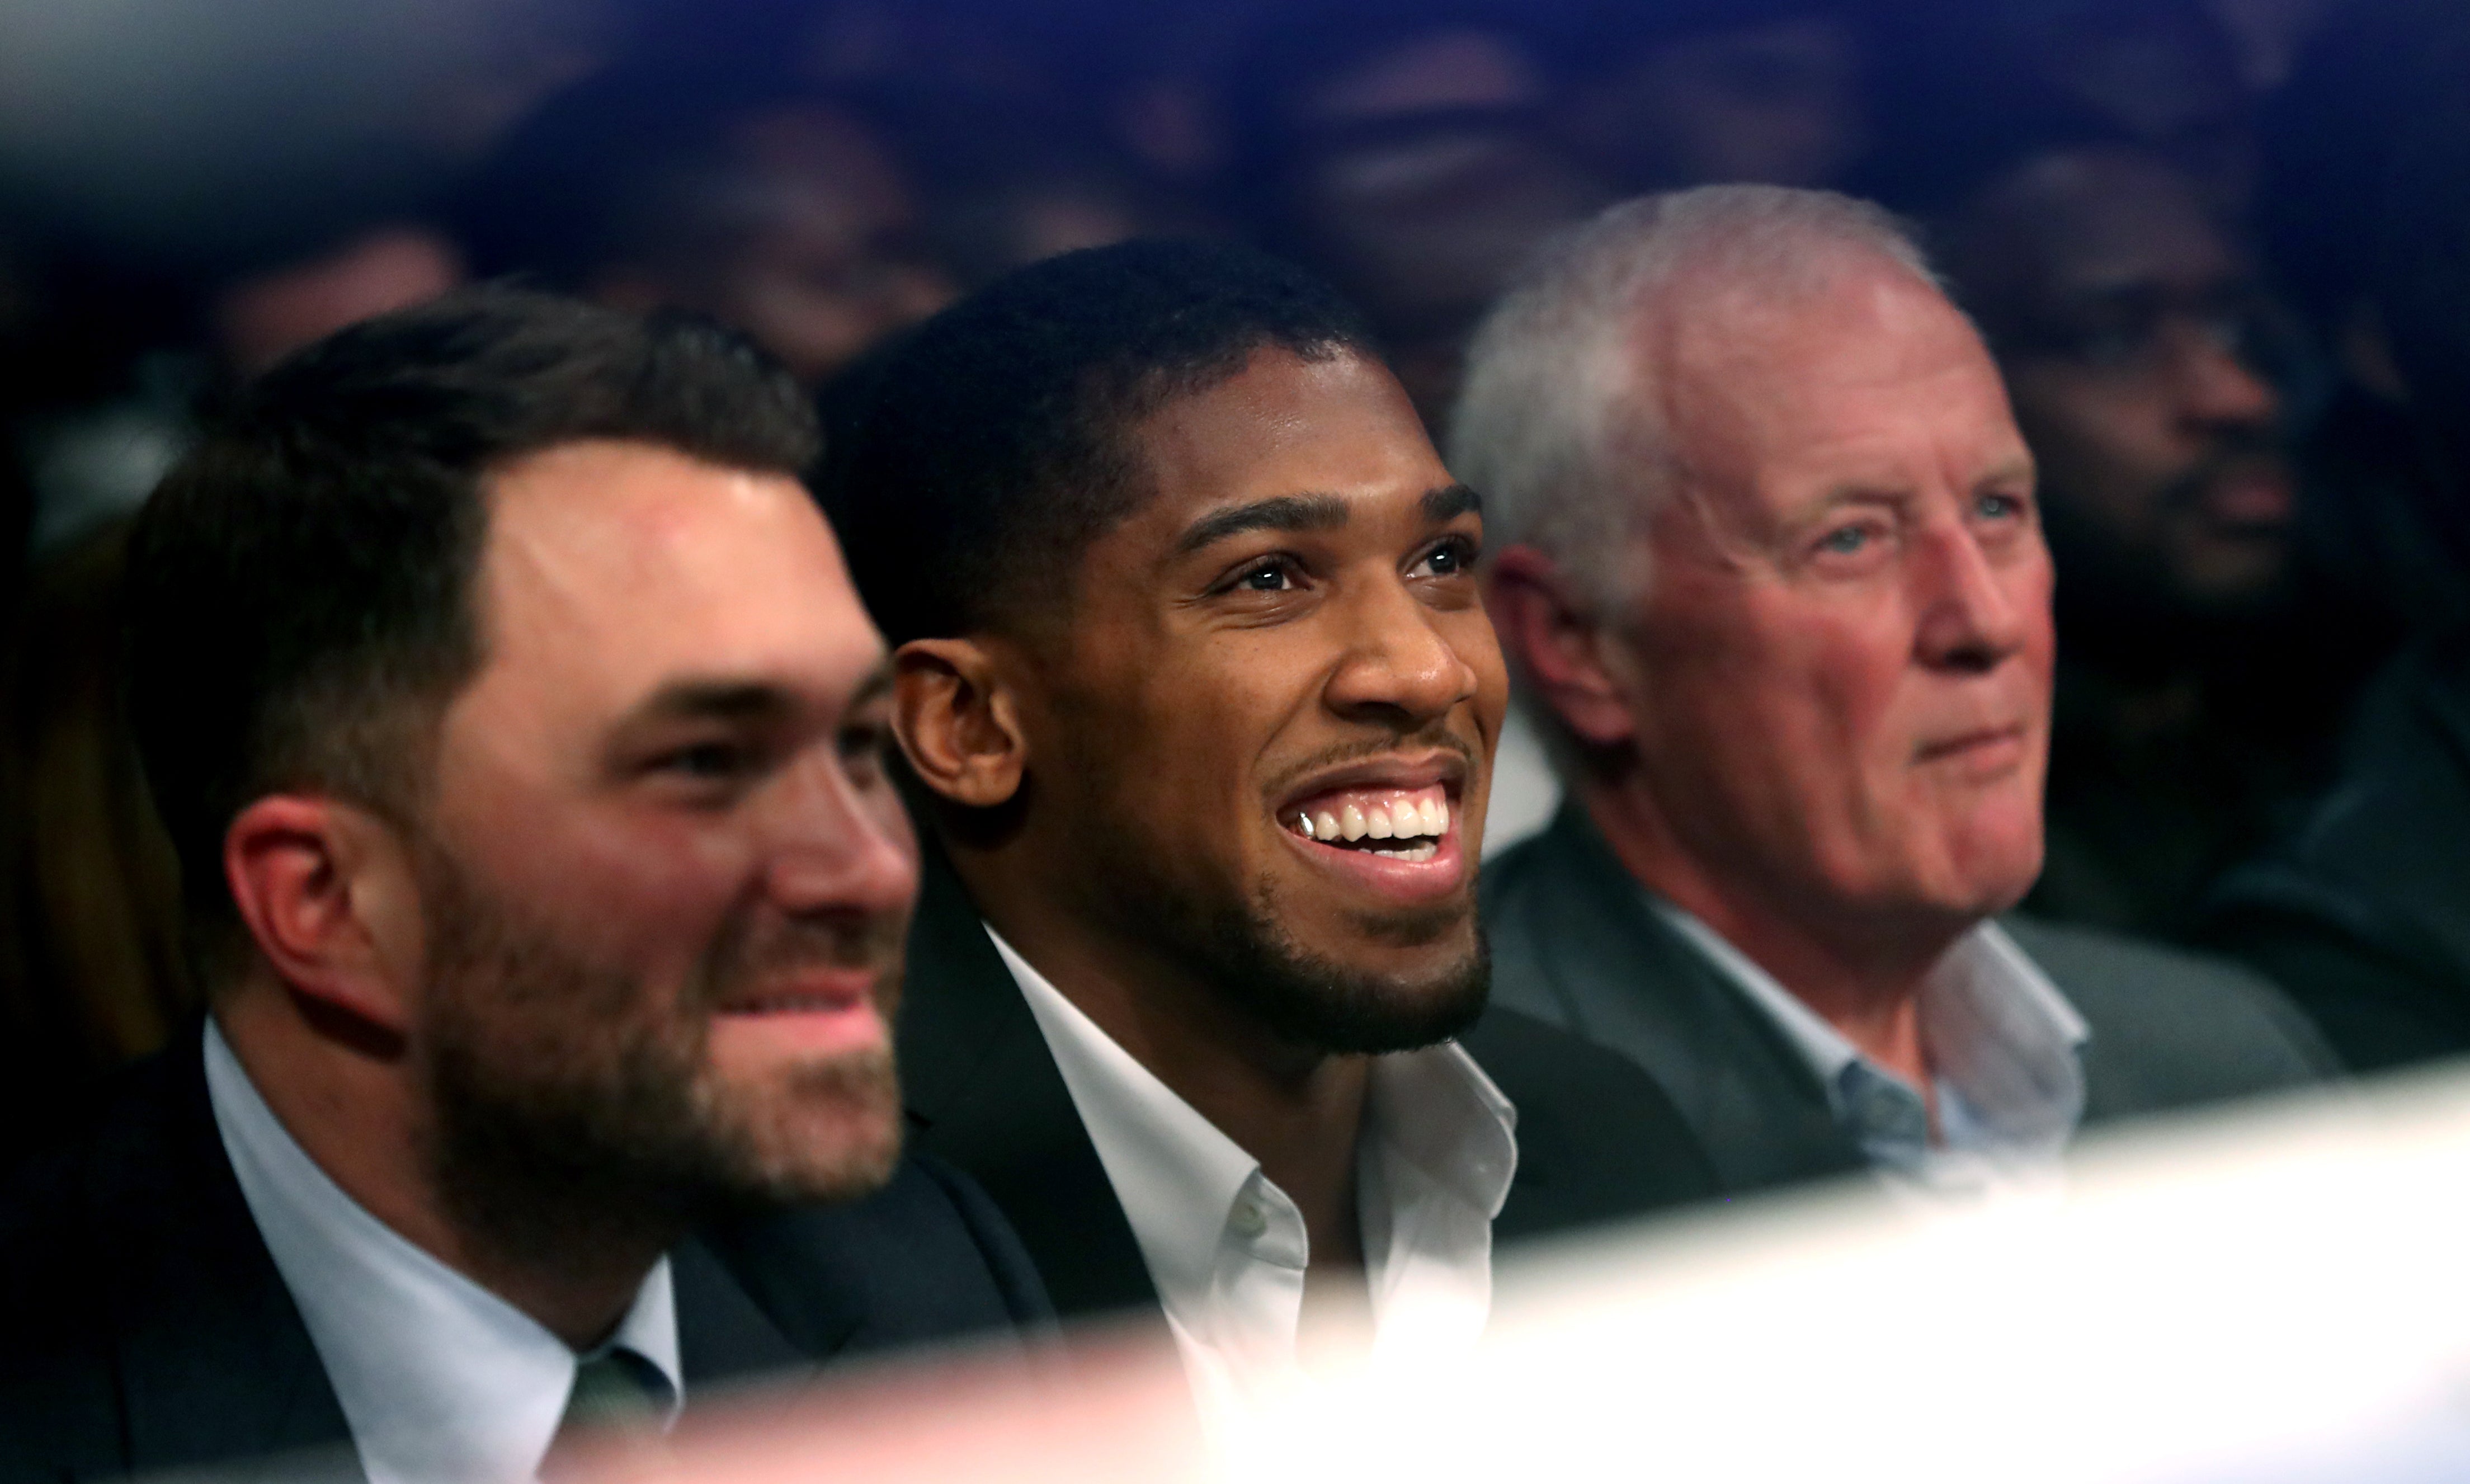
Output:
[
  {"xmin": 821, "ymin": 239, "xmax": 1716, "ymax": 1435},
  {"xmin": 0, "ymin": 290, "xmax": 1049, "ymax": 1482}
]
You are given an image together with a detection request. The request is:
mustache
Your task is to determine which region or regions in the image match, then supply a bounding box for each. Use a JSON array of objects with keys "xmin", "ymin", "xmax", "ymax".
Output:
[
  {"xmin": 2158, "ymin": 431, "xmax": 2287, "ymax": 516},
  {"xmin": 1263, "ymin": 727, "xmax": 1483, "ymax": 795},
  {"xmin": 697, "ymin": 911, "xmax": 910, "ymax": 1005}
]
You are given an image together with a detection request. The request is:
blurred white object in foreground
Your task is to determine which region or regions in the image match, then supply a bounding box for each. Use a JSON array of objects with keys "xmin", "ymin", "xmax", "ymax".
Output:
[{"xmin": 595, "ymin": 1068, "xmax": 2470, "ymax": 1484}]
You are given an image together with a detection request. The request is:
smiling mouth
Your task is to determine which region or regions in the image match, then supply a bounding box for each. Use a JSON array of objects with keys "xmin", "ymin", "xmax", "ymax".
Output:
[{"xmin": 1284, "ymin": 784, "xmax": 1451, "ymax": 864}]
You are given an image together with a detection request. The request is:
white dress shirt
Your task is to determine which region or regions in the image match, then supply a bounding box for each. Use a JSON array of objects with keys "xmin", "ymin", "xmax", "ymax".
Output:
[
  {"xmin": 988, "ymin": 929, "xmax": 1516, "ymax": 1434},
  {"xmin": 204, "ymin": 1022, "xmax": 682, "ymax": 1484},
  {"xmin": 1651, "ymin": 903, "xmax": 2091, "ymax": 1203}
]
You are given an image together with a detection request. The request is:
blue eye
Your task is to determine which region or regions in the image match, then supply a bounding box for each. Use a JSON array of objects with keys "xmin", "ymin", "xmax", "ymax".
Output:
[
  {"xmin": 1818, "ymin": 525, "xmax": 1870, "ymax": 555},
  {"xmin": 1977, "ymin": 491, "xmax": 2025, "ymax": 520}
]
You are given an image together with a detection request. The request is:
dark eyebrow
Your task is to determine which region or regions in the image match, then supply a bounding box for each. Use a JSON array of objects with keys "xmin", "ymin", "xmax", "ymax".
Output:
[
  {"xmin": 626, "ymin": 679, "xmax": 796, "ymax": 726},
  {"xmin": 1172, "ymin": 493, "xmax": 1351, "ymax": 557},
  {"xmin": 1422, "ymin": 483, "xmax": 1482, "ymax": 523}
]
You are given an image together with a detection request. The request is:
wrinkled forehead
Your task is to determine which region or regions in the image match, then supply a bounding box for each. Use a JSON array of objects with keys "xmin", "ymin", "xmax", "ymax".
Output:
[{"xmin": 1648, "ymin": 257, "xmax": 2008, "ymax": 463}]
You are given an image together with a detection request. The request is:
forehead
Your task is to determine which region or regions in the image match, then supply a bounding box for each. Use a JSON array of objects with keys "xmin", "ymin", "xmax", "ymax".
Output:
[
  {"xmin": 472, "ymin": 440, "xmax": 879, "ymax": 701},
  {"xmin": 1128, "ymin": 348, "xmax": 1449, "ymax": 524},
  {"xmin": 1990, "ymin": 153, "xmax": 2239, "ymax": 298},
  {"xmin": 1656, "ymin": 261, "xmax": 2023, "ymax": 496}
]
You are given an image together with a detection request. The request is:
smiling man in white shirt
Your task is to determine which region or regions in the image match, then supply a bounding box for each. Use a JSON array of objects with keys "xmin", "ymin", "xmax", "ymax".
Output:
[
  {"xmin": 0, "ymin": 290, "xmax": 1052, "ymax": 1483},
  {"xmin": 821, "ymin": 239, "xmax": 1716, "ymax": 1432}
]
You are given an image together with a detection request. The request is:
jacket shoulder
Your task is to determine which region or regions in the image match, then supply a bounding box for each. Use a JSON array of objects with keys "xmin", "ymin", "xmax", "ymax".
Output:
[
  {"xmin": 2000, "ymin": 916, "xmax": 2339, "ymax": 1118},
  {"xmin": 699, "ymin": 1153, "xmax": 1057, "ymax": 1365},
  {"xmin": 1459, "ymin": 1006, "xmax": 1720, "ymax": 1241}
]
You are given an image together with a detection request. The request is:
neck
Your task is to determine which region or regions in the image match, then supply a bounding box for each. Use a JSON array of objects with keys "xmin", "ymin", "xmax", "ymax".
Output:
[
  {"xmin": 214, "ymin": 982, "xmax": 677, "ymax": 1350},
  {"xmin": 958, "ymin": 851, "xmax": 1370, "ymax": 1280},
  {"xmin": 1578, "ymin": 775, "xmax": 1957, "ymax": 1091}
]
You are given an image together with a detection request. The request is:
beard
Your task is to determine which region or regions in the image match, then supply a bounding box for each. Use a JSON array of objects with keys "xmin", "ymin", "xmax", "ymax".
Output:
[
  {"xmin": 413, "ymin": 842, "xmax": 904, "ymax": 1259},
  {"xmin": 1076, "ymin": 807, "xmax": 1491, "ymax": 1056}
]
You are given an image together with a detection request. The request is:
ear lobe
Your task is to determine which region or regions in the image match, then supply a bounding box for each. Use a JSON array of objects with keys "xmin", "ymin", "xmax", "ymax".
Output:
[
  {"xmin": 1486, "ymin": 545, "xmax": 1639, "ymax": 748},
  {"xmin": 224, "ymin": 796, "xmax": 420, "ymax": 1037},
  {"xmin": 892, "ymin": 638, "xmax": 1028, "ymax": 809}
]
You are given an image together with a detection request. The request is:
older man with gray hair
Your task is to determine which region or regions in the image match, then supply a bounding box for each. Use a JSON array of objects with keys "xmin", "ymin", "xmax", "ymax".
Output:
[{"xmin": 1461, "ymin": 185, "xmax": 2333, "ymax": 1202}]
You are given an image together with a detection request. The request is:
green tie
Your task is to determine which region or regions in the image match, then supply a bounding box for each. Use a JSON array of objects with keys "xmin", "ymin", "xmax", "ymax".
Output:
[{"xmin": 543, "ymin": 1348, "xmax": 675, "ymax": 1478}]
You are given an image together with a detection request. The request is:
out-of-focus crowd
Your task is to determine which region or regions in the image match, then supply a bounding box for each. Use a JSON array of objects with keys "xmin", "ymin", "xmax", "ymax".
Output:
[{"xmin": 6, "ymin": 0, "xmax": 2470, "ymax": 1175}]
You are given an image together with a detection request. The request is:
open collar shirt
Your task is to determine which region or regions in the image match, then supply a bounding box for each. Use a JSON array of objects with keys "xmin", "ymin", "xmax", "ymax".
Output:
[
  {"xmin": 205, "ymin": 1021, "xmax": 682, "ymax": 1484},
  {"xmin": 989, "ymin": 927, "xmax": 1517, "ymax": 1435},
  {"xmin": 1649, "ymin": 901, "xmax": 2091, "ymax": 1203}
]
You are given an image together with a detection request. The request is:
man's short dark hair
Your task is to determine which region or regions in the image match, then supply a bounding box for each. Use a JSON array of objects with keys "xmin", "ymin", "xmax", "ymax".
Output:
[
  {"xmin": 126, "ymin": 287, "xmax": 817, "ymax": 952},
  {"xmin": 817, "ymin": 237, "xmax": 1378, "ymax": 646}
]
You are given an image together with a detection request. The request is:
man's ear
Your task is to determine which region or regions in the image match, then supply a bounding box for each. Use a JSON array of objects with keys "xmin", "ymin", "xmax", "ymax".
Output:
[
  {"xmin": 1486, "ymin": 544, "xmax": 1638, "ymax": 748},
  {"xmin": 893, "ymin": 637, "xmax": 1029, "ymax": 809},
  {"xmin": 223, "ymin": 795, "xmax": 423, "ymax": 1037}
]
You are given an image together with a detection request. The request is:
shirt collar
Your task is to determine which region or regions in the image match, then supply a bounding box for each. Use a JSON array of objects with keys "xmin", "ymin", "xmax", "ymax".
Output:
[
  {"xmin": 1648, "ymin": 899, "xmax": 2090, "ymax": 1162},
  {"xmin": 992, "ymin": 930, "xmax": 1261, "ymax": 1314},
  {"xmin": 987, "ymin": 926, "xmax": 1517, "ymax": 1311},
  {"xmin": 204, "ymin": 1021, "xmax": 681, "ymax": 1484}
]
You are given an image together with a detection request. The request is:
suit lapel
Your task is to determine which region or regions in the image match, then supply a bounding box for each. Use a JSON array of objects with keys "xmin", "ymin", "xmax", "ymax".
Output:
[
  {"xmin": 898, "ymin": 846, "xmax": 1163, "ymax": 1323},
  {"xmin": 672, "ymin": 1237, "xmax": 814, "ymax": 1390},
  {"xmin": 1502, "ymin": 810, "xmax": 1865, "ymax": 1194},
  {"xmin": 96, "ymin": 1040, "xmax": 362, "ymax": 1480}
]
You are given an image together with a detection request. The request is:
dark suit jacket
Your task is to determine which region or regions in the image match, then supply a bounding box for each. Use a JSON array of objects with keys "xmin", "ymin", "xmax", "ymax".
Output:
[
  {"xmin": 896, "ymin": 847, "xmax": 1720, "ymax": 1326},
  {"xmin": 0, "ymin": 1035, "xmax": 1053, "ymax": 1482},
  {"xmin": 2201, "ymin": 632, "xmax": 2470, "ymax": 1072},
  {"xmin": 1483, "ymin": 807, "xmax": 2340, "ymax": 1196}
]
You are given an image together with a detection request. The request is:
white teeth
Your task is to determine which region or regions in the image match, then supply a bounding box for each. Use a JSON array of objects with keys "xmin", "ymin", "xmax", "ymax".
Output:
[
  {"xmin": 1435, "ymin": 797, "xmax": 1450, "ymax": 835},
  {"xmin": 1316, "ymin": 810, "xmax": 1340, "ymax": 840},
  {"xmin": 1366, "ymin": 805, "xmax": 1394, "ymax": 839},
  {"xmin": 1340, "ymin": 803, "xmax": 1368, "ymax": 841}
]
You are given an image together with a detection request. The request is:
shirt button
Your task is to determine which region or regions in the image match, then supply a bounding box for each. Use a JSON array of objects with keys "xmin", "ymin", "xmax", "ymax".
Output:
[{"xmin": 1228, "ymin": 1196, "xmax": 1267, "ymax": 1240}]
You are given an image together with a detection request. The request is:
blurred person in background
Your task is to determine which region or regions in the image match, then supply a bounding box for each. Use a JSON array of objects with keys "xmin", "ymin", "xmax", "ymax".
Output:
[
  {"xmin": 1219, "ymin": 0, "xmax": 1614, "ymax": 427},
  {"xmin": 1929, "ymin": 142, "xmax": 2360, "ymax": 940},
  {"xmin": 0, "ymin": 217, "xmax": 465, "ymax": 1174},
  {"xmin": 824, "ymin": 239, "xmax": 1714, "ymax": 1433},
  {"xmin": 458, "ymin": 62, "xmax": 954, "ymax": 389},
  {"xmin": 2203, "ymin": 16, "xmax": 2470, "ymax": 1074},
  {"xmin": 0, "ymin": 292, "xmax": 1052, "ymax": 1481},
  {"xmin": 1460, "ymin": 187, "xmax": 2332, "ymax": 1202},
  {"xmin": 1555, "ymin": 0, "xmax": 1873, "ymax": 196},
  {"xmin": 1864, "ymin": 0, "xmax": 2259, "ymax": 215}
]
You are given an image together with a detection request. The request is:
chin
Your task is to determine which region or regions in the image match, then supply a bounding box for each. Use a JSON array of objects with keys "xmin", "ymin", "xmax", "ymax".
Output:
[{"xmin": 697, "ymin": 1053, "xmax": 905, "ymax": 1205}]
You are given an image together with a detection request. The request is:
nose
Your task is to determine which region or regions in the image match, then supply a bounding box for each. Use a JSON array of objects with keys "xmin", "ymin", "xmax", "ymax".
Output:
[
  {"xmin": 1323, "ymin": 572, "xmax": 1483, "ymax": 728},
  {"xmin": 2170, "ymin": 318, "xmax": 2279, "ymax": 432},
  {"xmin": 1912, "ymin": 518, "xmax": 2039, "ymax": 675},
  {"xmin": 762, "ymin": 751, "xmax": 920, "ymax": 925}
]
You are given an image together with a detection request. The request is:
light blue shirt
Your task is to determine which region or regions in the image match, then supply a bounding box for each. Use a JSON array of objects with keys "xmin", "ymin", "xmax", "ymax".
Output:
[
  {"xmin": 204, "ymin": 1022, "xmax": 682, "ymax": 1484},
  {"xmin": 1650, "ymin": 902, "xmax": 2091, "ymax": 1199}
]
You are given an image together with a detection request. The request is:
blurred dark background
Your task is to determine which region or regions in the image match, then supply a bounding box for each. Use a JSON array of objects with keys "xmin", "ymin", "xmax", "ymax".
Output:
[{"xmin": 9, "ymin": 0, "xmax": 2470, "ymax": 1168}]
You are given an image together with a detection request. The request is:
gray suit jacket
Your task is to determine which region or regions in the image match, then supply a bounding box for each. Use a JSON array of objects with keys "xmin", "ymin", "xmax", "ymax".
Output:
[{"xmin": 1482, "ymin": 807, "xmax": 2340, "ymax": 1195}]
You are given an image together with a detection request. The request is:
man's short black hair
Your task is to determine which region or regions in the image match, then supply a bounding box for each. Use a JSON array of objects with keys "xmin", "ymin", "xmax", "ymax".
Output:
[
  {"xmin": 817, "ymin": 237, "xmax": 1378, "ymax": 646},
  {"xmin": 126, "ymin": 286, "xmax": 817, "ymax": 952}
]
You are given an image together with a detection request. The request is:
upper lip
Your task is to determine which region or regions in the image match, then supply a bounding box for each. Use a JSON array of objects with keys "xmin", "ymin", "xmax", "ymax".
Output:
[
  {"xmin": 1915, "ymin": 723, "xmax": 2028, "ymax": 762},
  {"xmin": 715, "ymin": 968, "xmax": 875, "ymax": 1012},
  {"xmin": 1274, "ymin": 749, "xmax": 1470, "ymax": 816}
]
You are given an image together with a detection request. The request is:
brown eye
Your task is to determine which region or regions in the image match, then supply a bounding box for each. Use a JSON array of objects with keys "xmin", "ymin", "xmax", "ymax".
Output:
[{"xmin": 1238, "ymin": 559, "xmax": 1294, "ymax": 592}]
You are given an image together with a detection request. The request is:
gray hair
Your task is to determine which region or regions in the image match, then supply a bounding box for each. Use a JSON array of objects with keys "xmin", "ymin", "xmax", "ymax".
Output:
[{"xmin": 1449, "ymin": 184, "xmax": 1943, "ymax": 606}]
